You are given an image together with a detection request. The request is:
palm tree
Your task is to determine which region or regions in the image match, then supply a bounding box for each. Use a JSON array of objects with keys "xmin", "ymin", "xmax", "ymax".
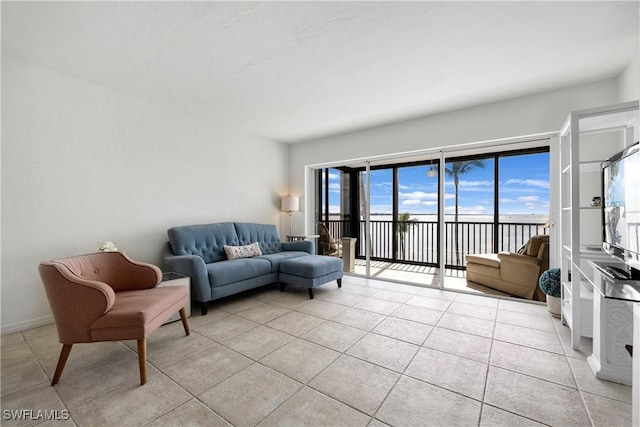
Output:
[
  {"xmin": 445, "ymin": 160, "xmax": 485, "ymax": 265},
  {"xmin": 397, "ymin": 212, "xmax": 417, "ymax": 258}
]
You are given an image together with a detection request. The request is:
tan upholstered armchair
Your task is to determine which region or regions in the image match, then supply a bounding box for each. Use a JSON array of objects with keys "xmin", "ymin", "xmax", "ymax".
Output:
[
  {"xmin": 465, "ymin": 235, "xmax": 549, "ymax": 301},
  {"xmin": 318, "ymin": 223, "xmax": 342, "ymax": 257},
  {"xmin": 39, "ymin": 251, "xmax": 190, "ymax": 386}
]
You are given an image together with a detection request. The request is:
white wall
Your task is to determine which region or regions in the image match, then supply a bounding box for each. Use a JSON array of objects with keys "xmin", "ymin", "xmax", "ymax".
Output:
[
  {"xmin": 618, "ymin": 56, "xmax": 639, "ymax": 103},
  {"xmin": 1, "ymin": 57, "xmax": 289, "ymax": 333},
  {"xmin": 289, "ymin": 78, "xmax": 619, "ymax": 234}
]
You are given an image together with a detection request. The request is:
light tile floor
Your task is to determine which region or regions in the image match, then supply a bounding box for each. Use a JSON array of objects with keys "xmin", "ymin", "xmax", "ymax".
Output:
[
  {"xmin": 0, "ymin": 274, "xmax": 632, "ymax": 426},
  {"xmin": 352, "ymin": 260, "xmax": 511, "ymax": 297}
]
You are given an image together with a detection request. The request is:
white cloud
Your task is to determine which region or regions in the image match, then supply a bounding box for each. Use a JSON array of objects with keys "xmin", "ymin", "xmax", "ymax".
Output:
[
  {"xmin": 503, "ymin": 178, "xmax": 549, "ymax": 189},
  {"xmin": 458, "ymin": 180, "xmax": 493, "ymax": 187},
  {"xmin": 501, "ymin": 195, "xmax": 549, "ymax": 212},
  {"xmin": 524, "ymin": 200, "xmax": 549, "ymax": 211},
  {"xmin": 375, "ymin": 182, "xmax": 393, "ymax": 189},
  {"xmin": 444, "ymin": 179, "xmax": 493, "ymax": 192},
  {"xmin": 399, "ymin": 190, "xmax": 453, "ymax": 209},
  {"xmin": 399, "ymin": 191, "xmax": 438, "ymax": 200},
  {"xmin": 328, "ymin": 204, "xmax": 340, "ymax": 213},
  {"xmin": 518, "ymin": 195, "xmax": 540, "ymax": 203},
  {"xmin": 402, "ymin": 199, "xmax": 438, "ymax": 207}
]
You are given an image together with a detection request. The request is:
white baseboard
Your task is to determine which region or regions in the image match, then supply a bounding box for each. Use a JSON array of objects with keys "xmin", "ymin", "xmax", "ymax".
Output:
[{"xmin": 1, "ymin": 315, "xmax": 54, "ymax": 336}]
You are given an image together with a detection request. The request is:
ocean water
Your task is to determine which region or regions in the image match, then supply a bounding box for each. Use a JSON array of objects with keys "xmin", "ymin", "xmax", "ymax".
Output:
[{"xmin": 333, "ymin": 213, "xmax": 549, "ymax": 224}]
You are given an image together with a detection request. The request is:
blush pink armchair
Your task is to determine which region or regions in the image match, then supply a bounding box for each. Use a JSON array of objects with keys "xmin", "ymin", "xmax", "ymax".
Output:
[{"xmin": 39, "ymin": 251, "xmax": 190, "ymax": 386}]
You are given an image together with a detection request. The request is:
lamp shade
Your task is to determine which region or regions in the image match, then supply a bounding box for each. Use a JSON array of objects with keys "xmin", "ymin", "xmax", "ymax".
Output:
[{"xmin": 281, "ymin": 196, "xmax": 300, "ymax": 213}]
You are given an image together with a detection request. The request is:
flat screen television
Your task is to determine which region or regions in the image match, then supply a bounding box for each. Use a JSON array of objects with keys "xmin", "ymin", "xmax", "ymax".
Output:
[{"xmin": 602, "ymin": 142, "xmax": 640, "ymax": 275}]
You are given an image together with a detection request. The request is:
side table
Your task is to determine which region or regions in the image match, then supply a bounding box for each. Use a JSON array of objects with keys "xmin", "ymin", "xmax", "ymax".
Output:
[
  {"xmin": 160, "ymin": 272, "xmax": 191, "ymax": 324},
  {"xmin": 341, "ymin": 237, "xmax": 357, "ymax": 272}
]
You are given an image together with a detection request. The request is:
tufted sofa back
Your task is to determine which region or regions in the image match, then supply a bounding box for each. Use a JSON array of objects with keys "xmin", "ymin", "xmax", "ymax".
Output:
[
  {"xmin": 168, "ymin": 222, "xmax": 239, "ymax": 263},
  {"xmin": 168, "ymin": 222, "xmax": 283, "ymax": 263},
  {"xmin": 234, "ymin": 223, "xmax": 282, "ymax": 255}
]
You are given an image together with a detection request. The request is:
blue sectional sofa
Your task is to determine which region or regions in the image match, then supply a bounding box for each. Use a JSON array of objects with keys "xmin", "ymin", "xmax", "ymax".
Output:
[{"xmin": 161, "ymin": 222, "xmax": 313, "ymax": 314}]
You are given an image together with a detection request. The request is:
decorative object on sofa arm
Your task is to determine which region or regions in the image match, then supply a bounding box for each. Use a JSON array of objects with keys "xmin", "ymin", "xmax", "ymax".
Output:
[
  {"xmin": 281, "ymin": 195, "xmax": 300, "ymax": 236},
  {"xmin": 97, "ymin": 241, "xmax": 118, "ymax": 252},
  {"xmin": 539, "ymin": 268, "xmax": 561, "ymax": 317}
]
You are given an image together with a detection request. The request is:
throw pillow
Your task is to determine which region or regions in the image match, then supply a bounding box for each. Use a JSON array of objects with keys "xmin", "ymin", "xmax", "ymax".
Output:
[{"xmin": 224, "ymin": 242, "xmax": 263, "ymax": 260}]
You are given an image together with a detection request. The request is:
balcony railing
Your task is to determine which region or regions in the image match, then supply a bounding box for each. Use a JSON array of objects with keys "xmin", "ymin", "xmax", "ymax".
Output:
[{"xmin": 324, "ymin": 219, "xmax": 548, "ymax": 268}]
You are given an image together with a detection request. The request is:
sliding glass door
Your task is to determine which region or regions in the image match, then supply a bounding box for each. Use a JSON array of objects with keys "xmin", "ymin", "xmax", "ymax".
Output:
[
  {"xmin": 443, "ymin": 156, "xmax": 495, "ymax": 268},
  {"xmin": 317, "ymin": 167, "xmax": 353, "ymax": 240},
  {"xmin": 313, "ymin": 145, "xmax": 549, "ymax": 288},
  {"xmin": 397, "ymin": 164, "xmax": 439, "ymax": 263},
  {"xmin": 497, "ymin": 152, "xmax": 550, "ymax": 252}
]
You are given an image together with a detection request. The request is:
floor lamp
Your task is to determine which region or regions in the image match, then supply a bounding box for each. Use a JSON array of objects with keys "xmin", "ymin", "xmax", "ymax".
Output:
[{"xmin": 281, "ymin": 195, "xmax": 300, "ymax": 237}]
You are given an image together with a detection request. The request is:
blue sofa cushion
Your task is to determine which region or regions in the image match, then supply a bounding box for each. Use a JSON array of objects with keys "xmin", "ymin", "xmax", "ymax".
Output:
[
  {"xmin": 168, "ymin": 222, "xmax": 239, "ymax": 263},
  {"xmin": 234, "ymin": 223, "xmax": 282, "ymax": 255},
  {"xmin": 207, "ymin": 258, "xmax": 272, "ymax": 287},
  {"xmin": 256, "ymin": 251, "xmax": 311, "ymax": 272}
]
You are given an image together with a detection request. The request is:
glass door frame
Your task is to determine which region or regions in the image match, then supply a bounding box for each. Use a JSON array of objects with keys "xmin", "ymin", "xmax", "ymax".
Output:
[{"xmin": 303, "ymin": 133, "xmax": 555, "ymax": 289}]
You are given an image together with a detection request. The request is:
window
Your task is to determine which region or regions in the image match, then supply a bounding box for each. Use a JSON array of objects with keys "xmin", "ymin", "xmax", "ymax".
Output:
[
  {"xmin": 316, "ymin": 147, "xmax": 549, "ymax": 269},
  {"xmin": 317, "ymin": 168, "xmax": 351, "ymax": 239},
  {"xmin": 444, "ymin": 157, "xmax": 495, "ymax": 266}
]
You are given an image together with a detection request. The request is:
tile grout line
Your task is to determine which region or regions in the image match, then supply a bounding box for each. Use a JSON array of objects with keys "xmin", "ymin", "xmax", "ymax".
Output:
[
  {"xmin": 476, "ymin": 314, "xmax": 497, "ymax": 426},
  {"xmin": 368, "ymin": 306, "xmax": 436, "ymax": 424},
  {"xmin": 146, "ymin": 354, "xmax": 236, "ymax": 427},
  {"xmin": 479, "ymin": 310, "xmax": 564, "ymax": 427}
]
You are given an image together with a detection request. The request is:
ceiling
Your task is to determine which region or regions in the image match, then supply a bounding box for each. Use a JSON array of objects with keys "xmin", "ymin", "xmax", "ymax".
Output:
[{"xmin": 2, "ymin": 1, "xmax": 638, "ymax": 143}]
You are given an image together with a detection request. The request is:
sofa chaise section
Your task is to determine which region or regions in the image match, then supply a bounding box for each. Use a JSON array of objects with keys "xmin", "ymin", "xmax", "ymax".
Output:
[{"xmin": 162, "ymin": 222, "xmax": 313, "ymax": 314}]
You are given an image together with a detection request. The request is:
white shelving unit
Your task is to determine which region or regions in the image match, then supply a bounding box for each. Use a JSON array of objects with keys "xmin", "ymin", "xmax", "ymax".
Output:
[{"xmin": 559, "ymin": 101, "xmax": 639, "ymax": 350}]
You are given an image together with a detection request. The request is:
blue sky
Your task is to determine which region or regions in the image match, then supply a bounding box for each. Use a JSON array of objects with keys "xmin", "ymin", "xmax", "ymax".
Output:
[{"xmin": 327, "ymin": 152, "xmax": 550, "ymax": 216}]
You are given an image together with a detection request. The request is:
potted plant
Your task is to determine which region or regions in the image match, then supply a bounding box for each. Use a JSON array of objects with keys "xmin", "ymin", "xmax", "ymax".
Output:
[{"xmin": 539, "ymin": 268, "xmax": 561, "ymax": 317}]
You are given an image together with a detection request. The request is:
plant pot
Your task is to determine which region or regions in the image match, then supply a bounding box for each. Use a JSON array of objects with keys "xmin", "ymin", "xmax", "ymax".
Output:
[{"xmin": 546, "ymin": 295, "xmax": 561, "ymax": 318}]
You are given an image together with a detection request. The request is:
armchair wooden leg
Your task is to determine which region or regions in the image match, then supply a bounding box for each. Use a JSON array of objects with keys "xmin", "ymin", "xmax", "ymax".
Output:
[
  {"xmin": 179, "ymin": 308, "xmax": 190, "ymax": 336},
  {"xmin": 51, "ymin": 344, "xmax": 73, "ymax": 386},
  {"xmin": 137, "ymin": 339, "xmax": 147, "ymax": 385}
]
